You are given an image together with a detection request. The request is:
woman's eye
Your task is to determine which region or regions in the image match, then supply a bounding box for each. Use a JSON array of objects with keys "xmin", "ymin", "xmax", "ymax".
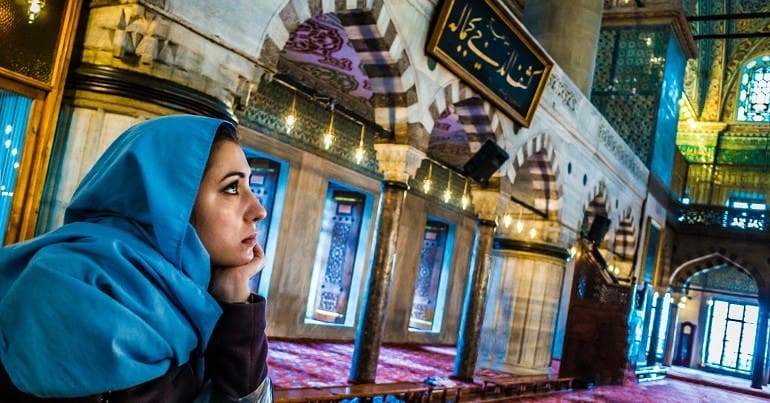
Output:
[{"xmin": 224, "ymin": 181, "xmax": 239, "ymax": 195}]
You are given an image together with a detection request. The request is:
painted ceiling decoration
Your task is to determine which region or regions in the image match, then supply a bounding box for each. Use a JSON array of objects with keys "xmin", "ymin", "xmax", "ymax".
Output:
[{"xmin": 279, "ymin": 12, "xmax": 373, "ymax": 116}]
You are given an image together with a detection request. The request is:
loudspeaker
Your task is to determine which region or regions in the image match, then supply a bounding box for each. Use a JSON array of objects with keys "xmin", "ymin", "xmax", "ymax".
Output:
[
  {"xmin": 586, "ymin": 214, "xmax": 611, "ymax": 244},
  {"xmin": 462, "ymin": 139, "xmax": 509, "ymax": 187}
]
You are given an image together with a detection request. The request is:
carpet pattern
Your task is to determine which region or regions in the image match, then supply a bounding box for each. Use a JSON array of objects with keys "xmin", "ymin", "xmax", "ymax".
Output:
[
  {"xmin": 267, "ymin": 339, "xmax": 769, "ymax": 402},
  {"xmin": 268, "ymin": 339, "xmax": 507, "ymax": 388}
]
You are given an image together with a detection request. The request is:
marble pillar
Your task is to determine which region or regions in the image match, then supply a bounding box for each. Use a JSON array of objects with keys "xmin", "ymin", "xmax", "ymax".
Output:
[
  {"xmin": 646, "ymin": 292, "xmax": 665, "ymax": 365},
  {"xmin": 662, "ymin": 296, "xmax": 680, "ymax": 366},
  {"xmin": 522, "ymin": 0, "xmax": 604, "ymax": 95},
  {"xmin": 350, "ymin": 144, "xmax": 423, "ymax": 383},
  {"xmin": 477, "ymin": 246, "xmax": 566, "ymax": 375},
  {"xmin": 453, "ymin": 185, "xmax": 508, "ymax": 380}
]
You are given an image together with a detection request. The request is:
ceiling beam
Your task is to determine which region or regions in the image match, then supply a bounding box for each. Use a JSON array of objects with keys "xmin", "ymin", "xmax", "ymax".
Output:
[
  {"xmin": 687, "ymin": 12, "xmax": 770, "ymax": 21},
  {"xmin": 694, "ymin": 31, "xmax": 770, "ymax": 40}
]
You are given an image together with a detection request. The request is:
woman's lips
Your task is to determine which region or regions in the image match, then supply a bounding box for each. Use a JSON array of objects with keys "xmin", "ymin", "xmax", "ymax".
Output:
[{"xmin": 242, "ymin": 234, "xmax": 257, "ymax": 246}]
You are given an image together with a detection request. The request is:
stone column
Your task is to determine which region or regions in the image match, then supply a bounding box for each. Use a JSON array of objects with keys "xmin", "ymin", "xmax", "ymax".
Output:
[
  {"xmin": 453, "ymin": 184, "xmax": 509, "ymax": 380},
  {"xmin": 646, "ymin": 292, "xmax": 665, "ymax": 365},
  {"xmin": 349, "ymin": 144, "xmax": 424, "ymax": 384},
  {"xmin": 522, "ymin": 0, "xmax": 604, "ymax": 95},
  {"xmin": 662, "ymin": 295, "xmax": 680, "ymax": 366},
  {"xmin": 751, "ymin": 303, "xmax": 769, "ymax": 389}
]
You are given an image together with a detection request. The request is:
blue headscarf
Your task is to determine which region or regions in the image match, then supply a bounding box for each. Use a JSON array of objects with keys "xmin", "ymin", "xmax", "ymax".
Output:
[{"xmin": 0, "ymin": 115, "xmax": 233, "ymax": 397}]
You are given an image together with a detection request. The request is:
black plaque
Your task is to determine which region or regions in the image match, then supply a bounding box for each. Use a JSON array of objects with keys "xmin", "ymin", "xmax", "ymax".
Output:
[{"xmin": 427, "ymin": 0, "xmax": 553, "ymax": 127}]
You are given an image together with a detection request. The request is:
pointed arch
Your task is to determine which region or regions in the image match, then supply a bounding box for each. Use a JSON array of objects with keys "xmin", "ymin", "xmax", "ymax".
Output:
[
  {"xmin": 261, "ymin": 1, "xmax": 417, "ymax": 138},
  {"xmin": 668, "ymin": 252, "xmax": 759, "ymax": 294}
]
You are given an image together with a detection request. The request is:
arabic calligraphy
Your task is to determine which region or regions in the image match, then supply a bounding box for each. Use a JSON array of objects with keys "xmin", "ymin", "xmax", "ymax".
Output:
[
  {"xmin": 428, "ymin": 0, "xmax": 553, "ymax": 127},
  {"xmin": 448, "ymin": 4, "xmax": 542, "ymax": 91}
]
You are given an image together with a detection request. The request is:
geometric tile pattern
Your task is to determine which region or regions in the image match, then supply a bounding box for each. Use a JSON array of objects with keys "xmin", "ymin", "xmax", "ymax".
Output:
[
  {"xmin": 238, "ymin": 78, "xmax": 383, "ymax": 177},
  {"xmin": 592, "ymin": 26, "xmax": 670, "ymax": 165},
  {"xmin": 688, "ymin": 264, "xmax": 758, "ymax": 295}
]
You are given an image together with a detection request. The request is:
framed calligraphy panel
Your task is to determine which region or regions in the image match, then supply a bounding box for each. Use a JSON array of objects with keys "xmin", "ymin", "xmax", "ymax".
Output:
[{"xmin": 427, "ymin": 0, "xmax": 553, "ymax": 127}]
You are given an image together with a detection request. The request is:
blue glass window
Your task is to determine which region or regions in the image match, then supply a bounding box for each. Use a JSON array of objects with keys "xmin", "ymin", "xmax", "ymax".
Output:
[{"xmin": 0, "ymin": 90, "xmax": 32, "ymax": 238}]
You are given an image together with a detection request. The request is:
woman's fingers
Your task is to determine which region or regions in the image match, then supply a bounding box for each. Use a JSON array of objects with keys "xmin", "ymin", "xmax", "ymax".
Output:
[{"xmin": 209, "ymin": 243, "xmax": 266, "ymax": 303}]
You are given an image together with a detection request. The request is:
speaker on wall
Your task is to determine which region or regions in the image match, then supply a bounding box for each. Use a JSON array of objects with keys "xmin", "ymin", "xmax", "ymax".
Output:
[
  {"xmin": 462, "ymin": 139, "xmax": 510, "ymax": 187},
  {"xmin": 586, "ymin": 214, "xmax": 611, "ymax": 244}
]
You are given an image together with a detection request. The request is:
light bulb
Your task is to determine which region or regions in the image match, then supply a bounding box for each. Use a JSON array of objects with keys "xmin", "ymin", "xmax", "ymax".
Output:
[
  {"xmin": 422, "ymin": 179, "xmax": 432, "ymax": 193},
  {"xmin": 503, "ymin": 215, "xmax": 512, "ymax": 228},
  {"xmin": 528, "ymin": 228, "xmax": 537, "ymax": 239},
  {"xmin": 285, "ymin": 114, "xmax": 296, "ymax": 132},
  {"xmin": 322, "ymin": 132, "xmax": 333, "ymax": 150},
  {"xmin": 443, "ymin": 189, "xmax": 451, "ymax": 203},
  {"xmin": 515, "ymin": 221, "xmax": 524, "ymax": 233},
  {"xmin": 28, "ymin": 0, "xmax": 45, "ymax": 23},
  {"xmin": 354, "ymin": 124, "xmax": 365, "ymax": 164},
  {"xmin": 461, "ymin": 195, "xmax": 469, "ymax": 210}
]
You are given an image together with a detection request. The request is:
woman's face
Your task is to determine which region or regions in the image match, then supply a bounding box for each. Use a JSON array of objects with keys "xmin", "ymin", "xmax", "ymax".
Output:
[{"xmin": 191, "ymin": 140, "xmax": 266, "ymax": 268}]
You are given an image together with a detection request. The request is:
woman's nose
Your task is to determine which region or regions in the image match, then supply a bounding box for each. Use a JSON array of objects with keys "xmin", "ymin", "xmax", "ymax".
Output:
[{"xmin": 247, "ymin": 192, "xmax": 267, "ymax": 222}]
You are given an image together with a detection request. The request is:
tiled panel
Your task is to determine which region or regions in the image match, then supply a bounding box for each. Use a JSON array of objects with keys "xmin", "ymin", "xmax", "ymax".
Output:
[
  {"xmin": 238, "ymin": 79, "xmax": 382, "ymax": 177},
  {"xmin": 591, "ymin": 26, "xmax": 670, "ymax": 165},
  {"xmin": 688, "ymin": 265, "xmax": 759, "ymax": 295}
]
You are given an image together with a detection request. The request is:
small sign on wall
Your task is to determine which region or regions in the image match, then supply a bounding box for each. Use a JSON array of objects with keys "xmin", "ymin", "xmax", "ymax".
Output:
[{"xmin": 427, "ymin": 0, "xmax": 553, "ymax": 127}]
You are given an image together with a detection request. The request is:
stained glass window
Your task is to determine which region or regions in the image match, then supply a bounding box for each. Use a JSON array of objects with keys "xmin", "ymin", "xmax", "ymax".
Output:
[{"xmin": 737, "ymin": 56, "xmax": 770, "ymax": 122}]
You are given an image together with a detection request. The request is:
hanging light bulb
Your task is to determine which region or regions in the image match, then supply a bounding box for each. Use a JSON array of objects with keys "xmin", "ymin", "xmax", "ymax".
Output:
[
  {"xmin": 27, "ymin": 0, "xmax": 45, "ymax": 23},
  {"xmin": 422, "ymin": 163, "xmax": 432, "ymax": 193},
  {"xmin": 442, "ymin": 171, "xmax": 452, "ymax": 203},
  {"xmin": 285, "ymin": 93, "xmax": 297, "ymax": 133},
  {"xmin": 528, "ymin": 227, "xmax": 537, "ymax": 239},
  {"xmin": 354, "ymin": 124, "xmax": 365, "ymax": 164},
  {"xmin": 322, "ymin": 105, "xmax": 335, "ymax": 150},
  {"xmin": 461, "ymin": 179, "xmax": 470, "ymax": 210},
  {"xmin": 515, "ymin": 208, "xmax": 524, "ymax": 233},
  {"xmin": 503, "ymin": 214, "xmax": 512, "ymax": 228}
]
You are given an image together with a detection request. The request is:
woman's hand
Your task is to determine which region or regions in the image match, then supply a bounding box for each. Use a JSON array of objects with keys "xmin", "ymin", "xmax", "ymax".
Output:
[{"xmin": 209, "ymin": 243, "xmax": 265, "ymax": 303}]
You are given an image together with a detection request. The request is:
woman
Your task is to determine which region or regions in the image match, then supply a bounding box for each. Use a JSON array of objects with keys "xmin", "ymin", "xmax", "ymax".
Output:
[{"xmin": 0, "ymin": 115, "xmax": 272, "ymax": 402}]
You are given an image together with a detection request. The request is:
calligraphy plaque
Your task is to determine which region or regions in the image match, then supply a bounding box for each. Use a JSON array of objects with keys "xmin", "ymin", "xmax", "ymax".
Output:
[{"xmin": 427, "ymin": 0, "xmax": 553, "ymax": 127}]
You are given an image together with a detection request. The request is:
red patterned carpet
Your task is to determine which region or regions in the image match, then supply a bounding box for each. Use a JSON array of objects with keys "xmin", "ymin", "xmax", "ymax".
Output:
[
  {"xmin": 268, "ymin": 339, "xmax": 505, "ymax": 388},
  {"xmin": 267, "ymin": 339, "xmax": 769, "ymax": 402}
]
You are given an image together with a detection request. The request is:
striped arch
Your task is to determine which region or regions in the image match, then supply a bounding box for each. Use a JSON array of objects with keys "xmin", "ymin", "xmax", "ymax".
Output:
[
  {"xmin": 427, "ymin": 81, "xmax": 505, "ymax": 147},
  {"xmin": 509, "ymin": 133, "xmax": 562, "ymax": 218},
  {"xmin": 668, "ymin": 252, "xmax": 760, "ymax": 294},
  {"xmin": 260, "ymin": 0, "xmax": 417, "ymax": 138},
  {"xmin": 580, "ymin": 181, "xmax": 609, "ymax": 239},
  {"xmin": 612, "ymin": 209, "xmax": 636, "ymax": 260}
]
